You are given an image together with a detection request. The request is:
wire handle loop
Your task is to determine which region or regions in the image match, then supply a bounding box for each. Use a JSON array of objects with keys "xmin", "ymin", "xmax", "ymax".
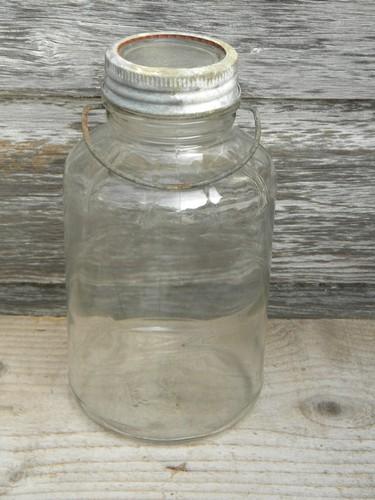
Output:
[{"xmin": 81, "ymin": 103, "xmax": 261, "ymax": 191}]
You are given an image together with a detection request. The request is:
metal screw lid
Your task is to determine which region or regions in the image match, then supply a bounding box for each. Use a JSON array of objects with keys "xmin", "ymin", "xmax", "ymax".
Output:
[{"xmin": 103, "ymin": 32, "xmax": 240, "ymax": 115}]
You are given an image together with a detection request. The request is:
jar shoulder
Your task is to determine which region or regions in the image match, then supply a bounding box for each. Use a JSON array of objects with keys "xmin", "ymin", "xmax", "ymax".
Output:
[{"xmin": 65, "ymin": 122, "xmax": 273, "ymax": 190}]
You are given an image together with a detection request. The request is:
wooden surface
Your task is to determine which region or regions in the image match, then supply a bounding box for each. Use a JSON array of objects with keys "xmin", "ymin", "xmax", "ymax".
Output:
[
  {"xmin": 0, "ymin": 316, "xmax": 374, "ymax": 498},
  {"xmin": 0, "ymin": 0, "xmax": 374, "ymax": 317},
  {"xmin": 1, "ymin": 0, "xmax": 374, "ymax": 99},
  {"xmin": 1, "ymin": 98, "xmax": 373, "ymax": 317}
]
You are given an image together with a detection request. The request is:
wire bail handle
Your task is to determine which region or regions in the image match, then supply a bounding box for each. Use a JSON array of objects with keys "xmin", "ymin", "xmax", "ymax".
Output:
[{"xmin": 81, "ymin": 103, "xmax": 261, "ymax": 191}]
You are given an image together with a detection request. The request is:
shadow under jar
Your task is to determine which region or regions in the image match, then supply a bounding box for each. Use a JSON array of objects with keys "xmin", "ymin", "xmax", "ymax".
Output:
[{"xmin": 64, "ymin": 32, "xmax": 275, "ymax": 442}]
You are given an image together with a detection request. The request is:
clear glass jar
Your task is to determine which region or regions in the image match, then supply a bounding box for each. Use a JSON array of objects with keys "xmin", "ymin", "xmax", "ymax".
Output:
[{"xmin": 65, "ymin": 33, "xmax": 275, "ymax": 441}]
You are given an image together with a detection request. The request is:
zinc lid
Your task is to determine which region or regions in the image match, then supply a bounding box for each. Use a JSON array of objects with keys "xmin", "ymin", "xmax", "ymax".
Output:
[{"xmin": 103, "ymin": 32, "xmax": 240, "ymax": 115}]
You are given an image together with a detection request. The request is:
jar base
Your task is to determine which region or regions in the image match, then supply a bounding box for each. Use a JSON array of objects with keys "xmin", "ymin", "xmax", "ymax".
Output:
[
  {"xmin": 71, "ymin": 384, "xmax": 262, "ymax": 443},
  {"xmin": 69, "ymin": 309, "xmax": 265, "ymax": 442}
]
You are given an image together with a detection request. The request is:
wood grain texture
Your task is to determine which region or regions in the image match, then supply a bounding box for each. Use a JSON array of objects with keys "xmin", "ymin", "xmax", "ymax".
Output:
[
  {"xmin": 1, "ymin": 283, "xmax": 374, "ymax": 319},
  {"xmin": 0, "ymin": 316, "xmax": 374, "ymax": 498},
  {"xmin": 268, "ymin": 283, "xmax": 375, "ymax": 319},
  {"xmin": 1, "ymin": 0, "xmax": 374, "ymax": 316},
  {"xmin": 0, "ymin": 0, "xmax": 375, "ymax": 98},
  {"xmin": 0, "ymin": 97, "xmax": 374, "ymax": 316}
]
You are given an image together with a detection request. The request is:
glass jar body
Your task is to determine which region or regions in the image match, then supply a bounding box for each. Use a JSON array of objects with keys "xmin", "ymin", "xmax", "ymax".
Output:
[{"xmin": 64, "ymin": 106, "xmax": 275, "ymax": 441}]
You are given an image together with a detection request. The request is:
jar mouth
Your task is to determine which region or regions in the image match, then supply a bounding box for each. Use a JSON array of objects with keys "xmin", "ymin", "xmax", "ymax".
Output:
[
  {"xmin": 117, "ymin": 33, "xmax": 227, "ymax": 70},
  {"xmin": 103, "ymin": 32, "xmax": 239, "ymax": 116}
]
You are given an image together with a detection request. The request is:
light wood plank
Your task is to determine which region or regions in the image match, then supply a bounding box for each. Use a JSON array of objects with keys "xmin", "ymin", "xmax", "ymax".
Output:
[
  {"xmin": 0, "ymin": 316, "xmax": 374, "ymax": 498},
  {"xmin": 0, "ymin": 0, "xmax": 374, "ymax": 98}
]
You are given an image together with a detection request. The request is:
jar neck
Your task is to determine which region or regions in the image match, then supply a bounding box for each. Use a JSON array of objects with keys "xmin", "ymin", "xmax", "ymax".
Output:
[{"xmin": 105, "ymin": 102, "xmax": 238, "ymax": 146}]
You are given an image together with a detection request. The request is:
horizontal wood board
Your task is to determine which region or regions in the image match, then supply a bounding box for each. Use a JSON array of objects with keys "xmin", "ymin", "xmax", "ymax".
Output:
[
  {"xmin": 0, "ymin": 0, "xmax": 375, "ymax": 98},
  {"xmin": 0, "ymin": 283, "xmax": 374, "ymax": 319},
  {"xmin": 0, "ymin": 0, "xmax": 374, "ymax": 316},
  {"xmin": 0, "ymin": 316, "xmax": 374, "ymax": 498},
  {"xmin": 1, "ymin": 97, "xmax": 374, "ymax": 316}
]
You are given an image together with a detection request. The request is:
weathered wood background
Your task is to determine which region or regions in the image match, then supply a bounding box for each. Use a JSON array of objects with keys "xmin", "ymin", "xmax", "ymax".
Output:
[{"xmin": 0, "ymin": 0, "xmax": 374, "ymax": 317}]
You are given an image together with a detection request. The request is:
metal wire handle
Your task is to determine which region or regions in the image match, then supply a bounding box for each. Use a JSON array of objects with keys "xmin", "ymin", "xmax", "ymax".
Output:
[{"xmin": 81, "ymin": 103, "xmax": 261, "ymax": 191}]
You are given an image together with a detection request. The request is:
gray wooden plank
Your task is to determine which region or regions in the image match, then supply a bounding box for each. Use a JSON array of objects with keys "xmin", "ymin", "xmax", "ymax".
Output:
[
  {"xmin": 0, "ymin": 284, "xmax": 66, "ymax": 317},
  {"xmin": 0, "ymin": 0, "xmax": 374, "ymax": 98},
  {"xmin": 1, "ymin": 283, "xmax": 374, "ymax": 318},
  {"xmin": 1, "ymin": 316, "xmax": 374, "ymax": 497},
  {"xmin": 1, "ymin": 97, "xmax": 374, "ymax": 295},
  {"xmin": 268, "ymin": 283, "xmax": 375, "ymax": 319}
]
